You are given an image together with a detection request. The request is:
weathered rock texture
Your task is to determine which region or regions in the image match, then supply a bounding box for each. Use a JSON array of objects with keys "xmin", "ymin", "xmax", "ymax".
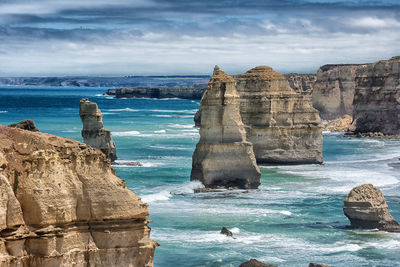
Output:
[
  {"xmin": 343, "ymin": 184, "xmax": 400, "ymax": 232},
  {"xmin": 8, "ymin": 119, "xmax": 39, "ymax": 132},
  {"xmin": 322, "ymin": 115, "xmax": 355, "ymax": 132},
  {"xmin": 239, "ymin": 259, "xmax": 277, "ymax": 267},
  {"xmin": 0, "ymin": 125, "xmax": 157, "ymax": 266},
  {"xmin": 353, "ymin": 57, "xmax": 400, "ymax": 135},
  {"xmin": 312, "ymin": 64, "xmax": 366, "ymax": 120},
  {"xmin": 235, "ymin": 66, "xmax": 322, "ymax": 164},
  {"xmin": 80, "ymin": 98, "xmax": 117, "ymax": 162},
  {"xmin": 191, "ymin": 67, "xmax": 261, "ymax": 189},
  {"xmin": 285, "ymin": 74, "xmax": 317, "ymax": 97}
]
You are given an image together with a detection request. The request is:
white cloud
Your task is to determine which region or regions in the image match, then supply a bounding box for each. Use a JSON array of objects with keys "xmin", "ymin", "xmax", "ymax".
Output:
[{"xmin": 350, "ymin": 17, "xmax": 400, "ymax": 28}]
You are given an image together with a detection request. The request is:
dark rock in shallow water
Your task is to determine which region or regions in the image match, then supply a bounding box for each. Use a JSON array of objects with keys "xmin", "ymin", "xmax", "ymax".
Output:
[
  {"xmin": 309, "ymin": 263, "xmax": 329, "ymax": 267},
  {"xmin": 343, "ymin": 184, "xmax": 400, "ymax": 232},
  {"xmin": 220, "ymin": 227, "xmax": 233, "ymax": 237},
  {"xmin": 239, "ymin": 259, "xmax": 277, "ymax": 267},
  {"xmin": 8, "ymin": 119, "xmax": 39, "ymax": 132}
]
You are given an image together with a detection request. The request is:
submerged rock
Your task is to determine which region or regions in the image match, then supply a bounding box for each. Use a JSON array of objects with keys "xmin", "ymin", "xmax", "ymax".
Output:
[
  {"xmin": 191, "ymin": 66, "xmax": 261, "ymax": 189},
  {"xmin": 79, "ymin": 98, "xmax": 117, "ymax": 161},
  {"xmin": 0, "ymin": 125, "xmax": 157, "ymax": 266},
  {"xmin": 309, "ymin": 263, "xmax": 329, "ymax": 267},
  {"xmin": 235, "ymin": 66, "xmax": 322, "ymax": 164},
  {"xmin": 343, "ymin": 184, "xmax": 400, "ymax": 232},
  {"xmin": 353, "ymin": 57, "xmax": 400, "ymax": 135},
  {"xmin": 239, "ymin": 259, "xmax": 277, "ymax": 267},
  {"xmin": 220, "ymin": 227, "xmax": 233, "ymax": 237},
  {"xmin": 8, "ymin": 119, "xmax": 39, "ymax": 132}
]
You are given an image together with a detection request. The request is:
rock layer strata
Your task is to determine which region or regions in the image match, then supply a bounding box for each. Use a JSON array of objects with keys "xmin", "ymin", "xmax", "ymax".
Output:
[
  {"xmin": 343, "ymin": 184, "xmax": 400, "ymax": 232},
  {"xmin": 235, "ymin": 66, "xmax": 322, "ymax": 164},
  {"xmin": 0, "ymin": 125, "xmax": 157, "ymax": 266},
  {"xmin": 285, "ymin": 74, "xmax": 317, "ymax": 97},
  {"xmin": 79, "ymin": 98, "xmax": 117, "ymax": 161},
  {"xmin": 190, "ymin": 67, "xmax": 261, "ymax": 189},
  {"xmin": 353, "ymin": 57, "xmax": 400, "ymax": 135}
]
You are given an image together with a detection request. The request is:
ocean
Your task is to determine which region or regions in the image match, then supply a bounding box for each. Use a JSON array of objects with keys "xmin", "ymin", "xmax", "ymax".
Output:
[{"xmin": 0, "ymin": 86, "xmax": 399, "ymax": 267}]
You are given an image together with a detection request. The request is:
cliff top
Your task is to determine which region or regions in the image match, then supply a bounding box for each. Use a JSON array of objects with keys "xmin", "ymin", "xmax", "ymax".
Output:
[
  {"xmin": 209, "ymin": 66, "xmax": 235, "ymax": 83},
  {"xmin": 236, "ymin": 66, "xmax": 285, "ymax": 80}
]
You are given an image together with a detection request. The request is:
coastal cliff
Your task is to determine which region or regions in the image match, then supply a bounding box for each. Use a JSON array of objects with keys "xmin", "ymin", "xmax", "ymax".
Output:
[
  {"xmin": 312, "ymin": 64, "xmax": 366, "ymax": 120},
  {"xmin": 80, "ymin": 99, "xmax": 117, "ymax": 161},
  {"xmin": 235, "ymin": 66, "xmax": 322, "ymax": 164},
  {"xmin": 191, "ymin": 67, "xmax": 261, "ymax": 189},
  {"xmin": 0, "ymin": 125, "xmax": 157, "ymax": 266},
  {"xmin": 285, "ymin": 74, "xmax": 316, "ymax": 97},
  {"xmin": 353, "ymin": 57, "xmax": 400, "ymax": 135}
]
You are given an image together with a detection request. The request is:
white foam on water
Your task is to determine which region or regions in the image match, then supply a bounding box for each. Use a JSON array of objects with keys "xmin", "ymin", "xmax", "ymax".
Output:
[
  {"xmin": 230, "ymin": 227, "xmax": 240, "ymax": 234},
  {"xmin": 154, "ymin": 129, "xmax": 166, "ymax": 133},
  {"xmin": 318, "ymin": 243, "xmax": 363, "ymax": 253},
  {"xmin": 168, "ymin": 123, "xmax": 195, "ymax": 128},
  {"xmin": 101, "ymin": 112, "xmax": 116, "ymax": 115},
  {"xmin": 106, "ymin": 108, "xmax": 138, "ymax": 112},
  {"xmin": 0, "ymin": 111, "xmax": 8, "ymax": 113},
  {"xmin": 149, "ymin": 145, "xmax": 191, "ymax": 150},
  {"xmin": 173, "ymin": 181, "xmax": 205, "ymax": 195},
  {"xmin": 141, "ymin": 191, "xmax": 172, "ymax": 203},
  {"xmin": 113, "ymin": 130, "xmax": 141, "ymax": 136},
  {"xmin": 280, "ymin": 210, "xmax": 292, "ymax": 216},
  {"xmin": 61, "ymin": 130, "xmax": 79, "ymax": 133}
]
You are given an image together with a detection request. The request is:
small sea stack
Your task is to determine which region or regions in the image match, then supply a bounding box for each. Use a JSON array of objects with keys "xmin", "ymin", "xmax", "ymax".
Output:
[
  {"xmin": 190, "ymin": 66, "xmax": 261, "ymax": 189},
  {"xmin": 8, "ymin": 119, "xmax": 39, "ymax": 132},
  {"xmin": 343, "ymin": 184, "xmax": 400, "ymax": 232},
  {"xmin": 79, "ymin": 98, "xmax": 117, "ymax": 162}
]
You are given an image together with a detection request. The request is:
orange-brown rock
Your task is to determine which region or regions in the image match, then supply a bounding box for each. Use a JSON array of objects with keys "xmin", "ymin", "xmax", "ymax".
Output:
[
  {"xmin": 0, "ymin": 125, "xmax": 157, "ymax": 266},
  {"xmin": 322, "ymin": 115, "xmax": 355, "ymax": 132}
]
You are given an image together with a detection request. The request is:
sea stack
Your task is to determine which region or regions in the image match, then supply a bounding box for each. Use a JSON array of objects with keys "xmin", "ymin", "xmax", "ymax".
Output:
[
  {"xmin": 353, "ymin": 57, "xmax": 400, "ymax": 135},
  {"xmin": 0, "ymin": 125, "xmax": 157, "ymax": 266},
  {"xmin": 235, "ymin": 66, "xmax": 322, "ymax": 164},
  {"xmin": 343, "ymin": 184, "xmax": 400, "ymax": 232},
  {"xmin": 191, "ymin": 66, "xmax": 261, "ymax": 189},
  {"xmin": 79, "ymin": 98, "xmax": 117, "ymax": 161},
  {"xmin": 312, "ymin": 64, "xmax": 365, "ymax": 120}
]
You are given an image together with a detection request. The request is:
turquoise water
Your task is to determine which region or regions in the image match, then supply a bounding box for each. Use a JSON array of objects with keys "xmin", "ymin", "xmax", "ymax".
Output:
[{"xmin": 1, "ymin": 86, "xmax": 399, "ymax": 267}]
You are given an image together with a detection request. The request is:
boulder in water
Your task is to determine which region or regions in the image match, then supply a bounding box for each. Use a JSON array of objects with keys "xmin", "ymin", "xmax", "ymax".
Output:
[{"xmin": 239, "ymin": 259, "xmax": 277, "ymax": 267}]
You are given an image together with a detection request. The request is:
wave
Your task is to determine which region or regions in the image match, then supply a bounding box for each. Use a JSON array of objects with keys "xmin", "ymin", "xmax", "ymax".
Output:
[
  {"xmin": 154, "ymin": 129, "xmax": 166, "ymax": 133},
  {"xmin": 141, "ymin": 191, "xmax": 172, "ymax": 203},
  {"xmin": 106, "ymin": 108, "xmax": 138, "ymax": 112},
  {"xmin": 0, "ymin": 111, "xmax": 8, "ymax": 113},
  {"xmin": 113, "ymin": 130, "xmax": 141, "ymax": 136},
  {"xmin": 168, "ymin": 123, "xmax": 195, "ymax": 129},
  {"xmin": 149, "ymin": 145, "xmax": 191, "ymax": 150}
]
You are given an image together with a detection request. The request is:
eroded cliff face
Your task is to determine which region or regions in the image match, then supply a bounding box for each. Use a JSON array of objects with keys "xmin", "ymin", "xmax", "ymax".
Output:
[
  {"xmin": 312, "ymin": 64, "xmax": 366, "ymax": 120},
  {"xmin": 285, "ymin": 74, "xmax": 317, "ymax": 97},
  {"xmin": 353, "ymin": 57, "xmax": 400, "ymax": 135},
  {"xmin": 80, "ymin": 98, "xmax": 117, "ymax": 162},
  {"xmin": 235, "ymin": 66, "xmax": 322, "ymax": 164},
  {"xmin": 191, "ymin": 67, "xmax": 261, "ymax": 189},
  {"xmin": 0, "ymin": 125, "xmax": 157, "ymax": 266}
]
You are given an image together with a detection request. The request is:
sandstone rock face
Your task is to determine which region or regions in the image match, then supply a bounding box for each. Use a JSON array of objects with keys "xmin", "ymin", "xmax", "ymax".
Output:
[
  {"xmin": 80, "ymin": 98, "xmax": 117, "ymax": 161},
  {"xmin": 353, "ymin": 57, "xmax": 400, "ymax": 135},
  {"xmin": 285, "ymin": 74, "xmax": 317, "ymax": 97},
  {"xmin": 191, "ymin": 67, "xmax": 261, "ymax": 189},
  {"xmin": 343, "ymin": 184, "xmax": 400, "ymax": 232},
  {"xmin": 239, "ymin": 259, "xmax": 277, "ymax": 267},
  {"xmin": 322, "ymin": 115, "xmax": 355, "ymax": 132},
  {"xmin": 312, "ymin": 64, "xmax": 366, "ymax": 120},
  {"xmin": 8, "ymin": 119, "xmax": 39, "ymax": 132},
  {"xmin": 235, "ymin": 66, "xmax": 322, "ymax": 164},
  {"xmin": 0, "ymin": 125, "xmax": 157, "ymax": 266}
]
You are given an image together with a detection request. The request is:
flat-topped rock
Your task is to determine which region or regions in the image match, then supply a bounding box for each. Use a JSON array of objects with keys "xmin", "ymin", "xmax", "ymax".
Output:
[
  {"xmin": 79, "ymin": 98, "xmax": 117, "ymax": 161},
  {"xmin": 191, "ymin": 66, "xmax": 261, "ymax": 189},
  {"xmin": 353, "ymin": 57, "xmax": 400, "ymax": 135},
  {"xmin": 0, "ymin": 125, "xmax": 157, "ymax": 266},
  {"xmin": 343, "ymin": 184, "xmax": 400, "ymax": 232}
]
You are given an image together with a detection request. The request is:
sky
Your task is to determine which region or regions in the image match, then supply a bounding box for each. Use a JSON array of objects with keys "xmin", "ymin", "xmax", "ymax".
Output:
[{"xmin": 0, "ymin": 0, "xmax": 399, "ymax": 76}]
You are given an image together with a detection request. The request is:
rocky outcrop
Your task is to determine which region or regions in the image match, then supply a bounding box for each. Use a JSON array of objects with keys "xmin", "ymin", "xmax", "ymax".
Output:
[
  {"xmin": 285, "ymin": 74, "xmax": 317, "ymax": 97},
  {"xmin": 353, "ymin": 57, "xmax": 400, "ymax": 135},
  {"xmin": 79, "ymin": 98, "xmax": 117, "ymax": 162},
  {"xmin": 107, "ymin": 87, "xmax": 206, "ymax": 99},
  {"xmin": 8, "ymin": 119, "xmax": 39, "ymax": 132},
  {"xmin": 190, "ymin": 67, "xmax": 261, "ymax": 189},
  {"xmin": 312, "ymin": 64, "xmax": 366, "ymax": 120},
  {"xmin": 239, "ymin": 259, "xmax": 277, "ymax": 267},
  {"xmin": 235, "ymin": 66, "xmax": 322, "ymax": 164},
  {"xmin": 343, "ymin": 184, "xmax": 400, "ymax": 232},
  {"xmin": 322, "ymin": 115, "xmax": 355, "ymax": 132},
  {"xmin": 309, "ymin": 263, "xmax": 329, "ymax": 267},
  {"xmin": 0, "ymin": 125, "xmax": 157, "ymax": 266}
]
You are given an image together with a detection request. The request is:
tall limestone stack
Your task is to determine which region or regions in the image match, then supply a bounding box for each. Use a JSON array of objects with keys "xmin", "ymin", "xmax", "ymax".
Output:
[
  {"xmin": 312, "ymin": 64, "xmax": 366, "ymax": 119},
  {"xmin": 79, "ymin": 98, "xmax": 117, "ymax": 161},
  {"xmin": 235, "ymin": 66, "xmax": 322, "ymax": 164},
  {"xmin": 0, "ymin": 125, "xmax": 157, "ymax": 266},
  {"xmin": 353, "ymin": 57, "xmax": 400, "ymax": 135},
  {"xmin": 191, "ymin": 66, "xmax": 261, "ymax": 189}
]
